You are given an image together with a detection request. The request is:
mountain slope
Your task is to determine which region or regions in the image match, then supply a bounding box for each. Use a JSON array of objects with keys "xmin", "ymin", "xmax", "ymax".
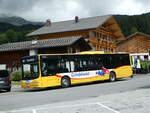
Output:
[
  {"xmin": 114, "ymin": 12, "xmax": 150, "ymax": 37},
  {"xmin": 0, "ymin": 22, "xmax": 42, "ymax": 33},
  {"xmin": 0, "ymin": 13, "xmax": 43, "ymax": 26}
]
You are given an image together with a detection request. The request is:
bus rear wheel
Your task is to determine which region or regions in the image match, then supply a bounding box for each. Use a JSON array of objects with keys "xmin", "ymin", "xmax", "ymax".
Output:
[
  {"xmin": 109, "ymin": 72, "xmax": 116, "ymax": 82},
  {"xmin": 61, "ymin": 77, "xmax": 71, "ymax": 88}
]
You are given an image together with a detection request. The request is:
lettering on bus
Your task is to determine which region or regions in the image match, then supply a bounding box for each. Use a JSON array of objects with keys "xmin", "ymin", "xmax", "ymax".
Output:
[
  {"xmin": 96, "ymin": 68, "xmax": 110, "ymax": 76},
  {"xmin": 71, "ymin": 72, "xmax": 89, "ymax": 77}
]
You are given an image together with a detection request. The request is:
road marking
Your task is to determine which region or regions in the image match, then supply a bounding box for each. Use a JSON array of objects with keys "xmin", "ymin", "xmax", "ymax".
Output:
[
  {"xmin": 32, "ymin": 109, "xmax": 36, "ymax": 113},
  {"xmin": 5, "ymin": 101, "xmax": 117, "ymax": 113},
  {"xmin": 97, "ymin": 102, "xmax": 120, "ymax": 113},
  {"xmin": 4, "ymin": 102, "xmax": 98, "ymax": 113}
]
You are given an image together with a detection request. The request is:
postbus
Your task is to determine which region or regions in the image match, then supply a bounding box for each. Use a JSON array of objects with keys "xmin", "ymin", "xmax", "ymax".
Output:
[{"xmin": 20, "ymin": 51, "xmax": 133, "ymax": 88}]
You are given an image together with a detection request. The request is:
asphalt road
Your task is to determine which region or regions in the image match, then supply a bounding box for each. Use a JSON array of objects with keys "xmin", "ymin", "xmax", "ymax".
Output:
[{"xmin": 0, "ymin": 74, "xmax": 150, "ymax": 112}]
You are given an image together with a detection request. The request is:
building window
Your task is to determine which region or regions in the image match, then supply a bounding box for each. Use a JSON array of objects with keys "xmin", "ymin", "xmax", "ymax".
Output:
[
  {"xmin": 67, "ymin": 47, "xmax": 73, "ymax": 53},
  {"xmin": 144, "ymin": 55, "xmax": 148, "ymax": 61}
]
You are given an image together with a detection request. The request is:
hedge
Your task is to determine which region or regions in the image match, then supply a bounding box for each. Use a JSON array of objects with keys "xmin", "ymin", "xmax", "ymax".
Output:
[
  {"xmin": 12, "ymin": 70, "xmax": 22, "ymax": 81},
  {"xmin": 12, "ymin": 70, "xmax": 31, "ymax": 81}
]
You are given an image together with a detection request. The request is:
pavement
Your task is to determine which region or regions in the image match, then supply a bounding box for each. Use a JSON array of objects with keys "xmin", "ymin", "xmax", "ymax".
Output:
[
  {"xmin": 0, "ymin": 74, "xmax": 150, "ymax": 113},
  {"xmin": 2, "ymin": 80, "xmax": 150, "ymax": 112}
]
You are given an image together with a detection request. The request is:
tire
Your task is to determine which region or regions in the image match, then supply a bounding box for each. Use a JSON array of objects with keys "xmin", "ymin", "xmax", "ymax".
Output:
[
  {"xmin": 109, "ymin": 72, "xmax": 116, "ymax": 82},
  {"xmin": 61, "ymin": 77, "xmax": 71, "ymax": 88},
  {"xmin": 131, "ymin": 75, "xmax": 133, "ymax": 78},
  {"xmin": 5, "ymin": 87, "xmax": 11, "ymax": 92}
]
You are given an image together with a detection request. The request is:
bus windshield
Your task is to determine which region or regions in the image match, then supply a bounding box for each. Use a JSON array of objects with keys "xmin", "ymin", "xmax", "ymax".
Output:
[{"xmin": 22, "ymin": 63, "xmax": 39, "ymax": 80}]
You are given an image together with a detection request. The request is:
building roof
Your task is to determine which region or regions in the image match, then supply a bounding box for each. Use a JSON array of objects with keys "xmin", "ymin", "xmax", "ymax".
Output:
[
  {"xmin": 0, "ymin": 36, "xmax": 90, "ymax": 52},
  {"xmin": 126, "ymin": 32, "xmax": 150, "ymax": 39},
  {"xmin": 118, "ymin": 32, "xmax": 150, "ymax": 45},
  {"xmin": 27, "ymin": 15, "xmax": 112, "ymax": 37}
]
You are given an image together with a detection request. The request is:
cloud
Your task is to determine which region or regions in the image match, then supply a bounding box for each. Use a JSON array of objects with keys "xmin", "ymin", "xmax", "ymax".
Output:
[
  {"xmin": 0, "ymin": 0, "xmax": 149, "ymax": 22},
  {"xmin": 77, "ymin": 0, "xmax": 120, "ymax": 16},
  {"xmin": 133, "ymin": 0, "xmax": 150, "ymax": 13},
  {"xmin": 112, "ymin": 0, "xmax": 150, "ymax": 15},
  {"xmin": 78, "ymin": 0, "xmax": 150, "ymax": 16},
  {"xmin": 23, "ymin": 0, "xmax": 88, "ymax": 22},
  {"xmin": 0, "ymin": 0, "xmax": 36, "ymax": 14}
]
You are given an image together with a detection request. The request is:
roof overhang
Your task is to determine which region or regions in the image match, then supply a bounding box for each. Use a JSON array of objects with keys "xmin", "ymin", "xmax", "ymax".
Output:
[
  {"xmin": 103, "ymin": 16, "xmax": 125, "ymax": 40},
  {"xmin": 27, "ymin": 28, "xmax": 95, "ymax": 37},
  {"xmin": 0, "ymin": 36, "xmax": 91, "ymax": 52}
]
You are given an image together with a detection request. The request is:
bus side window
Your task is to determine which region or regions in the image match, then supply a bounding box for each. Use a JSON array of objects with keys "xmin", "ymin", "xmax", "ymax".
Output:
[
  {"xmin": 41, "ymin": 60, "xmax": 60, "ymax": 76},
  {"xmin": 47, "ymin": 62, "xmax": 57, "ymax": 75},
  {"xmin": 65, "ymin": 61, "xmax": 70, "ymax": 72},
  {"xmin": 70, "ymin": 60, "xmax": 84, "ymax": 72},
  {"xmin": 95, "ymin": 57, "xmax": 103, "ymax": 69},
  {"xmin": 41, "ymin": 62, "xmax": 47, "ymax": 76},
  {"xmin": 74, "ymin": 61, "xmax": 82, "ymax": 71},
  {"xmin": 85, "ymin": 56, "xmax": 98, "ymax": 70},
  {"xmin": 109, "ymin": 55, "xmax": 116, "ymax": 68},
  {"xmin": 82, "ymin": 60, "xmax": 88, "ymax": 71},
  {"xmin": 58, "ymin": 60, "xmax": 69, "ymax": 73},
  {"xmin": 70, "ymin": 61, "xmax": 75, "ymax": 72}
]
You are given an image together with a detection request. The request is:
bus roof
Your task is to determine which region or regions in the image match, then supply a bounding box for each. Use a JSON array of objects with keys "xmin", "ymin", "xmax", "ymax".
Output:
[
  {"xmin": 76, "ymin": 51, "xmax": 105, "ymax": 54},
  {"xmin": 21, "ymin": 51, "xmax": 129, "ymax": 60},
  {"xmin": 38, "ymin": 51, "xmax": 129, "ymax": 56}
]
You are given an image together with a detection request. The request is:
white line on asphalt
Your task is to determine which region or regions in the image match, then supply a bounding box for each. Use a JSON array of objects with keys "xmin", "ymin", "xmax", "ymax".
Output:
[
  {"xmin": 6, "ymin": 101, "xmax": 113, "ymax": 113},
  {"xmin": 32, "ymin": 109, "xmax": 36, "ymax": 113},
  {"xmin": 97, "ymin": 102, "xmax": 120, "ymax": 113}
]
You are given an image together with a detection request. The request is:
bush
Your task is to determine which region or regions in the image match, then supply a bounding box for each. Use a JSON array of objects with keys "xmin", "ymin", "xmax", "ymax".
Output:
[
  {"xmin": 141, "ymin": 61, "xmax": 150, "ymax": 69},
  {"xmin": 12, "ymin": 70, "xmax": 22, "ymax": 81}
]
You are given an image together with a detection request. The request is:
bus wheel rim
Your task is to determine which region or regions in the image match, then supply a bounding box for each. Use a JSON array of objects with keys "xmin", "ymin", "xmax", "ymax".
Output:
[
  {"xmin": 110, "ymin": 73, "xmax": 115, "ymax": 81},
  {"xmin": 62, "ymin": 79, "xmax": 69, "ymax": 86}
]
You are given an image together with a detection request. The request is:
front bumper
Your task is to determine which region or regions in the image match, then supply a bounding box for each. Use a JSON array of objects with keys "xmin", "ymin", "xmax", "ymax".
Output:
[{"xmin": 0, "ymin": 83, "xmax": 11, "ymax": 89}]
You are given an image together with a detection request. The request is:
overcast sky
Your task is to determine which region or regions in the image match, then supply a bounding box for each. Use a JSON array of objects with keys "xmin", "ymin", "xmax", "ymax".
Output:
[{"xmin": 0, "ymin": 0, "xmax": 150, "ymax": 22}]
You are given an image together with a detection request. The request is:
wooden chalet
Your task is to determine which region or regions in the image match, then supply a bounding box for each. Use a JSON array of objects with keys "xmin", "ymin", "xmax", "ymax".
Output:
[
  {"xmin": 27, "ymin": 15, "xmax": 125, "ymax": 52},
  {"xmin": 117, "ymin": 32, "xmax": 150, "ymax": 62},
  {"xmin": 117, "ymin": 32, "xmax": 150, "ymax": 53}
]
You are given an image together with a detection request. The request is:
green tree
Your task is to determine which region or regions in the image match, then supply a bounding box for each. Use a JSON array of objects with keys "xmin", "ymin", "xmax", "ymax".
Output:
[
  {"xmin": 5, "ymin": 29, "xmax": 17, "ymax": 42},
  {"xmin": 16, "ymin": 32, "xmax": 24, "ymax": 41},
  {"xmin": 130, "ymin": 27, "xmax": 138, "ymax": 34},
  {"xmin": 0, "ymin": 34, "xmax": 7, "ymax": 44}
]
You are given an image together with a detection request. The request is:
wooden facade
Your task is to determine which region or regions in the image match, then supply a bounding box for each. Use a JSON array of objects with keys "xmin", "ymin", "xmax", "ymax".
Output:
[
  {"xmin": 117, "ymin": 32, "xmax": 150, "ymax": 53},
  {"xmin": 31, "ymin": 16, "xmax": 124, "ymax": 53},
  {"xmin": 36, "ymin": 28, "xmax": 116, "ymax": 52},
  {"xmin": 0, "ymin": 51, "xmax": 28, "ymax": 71}
]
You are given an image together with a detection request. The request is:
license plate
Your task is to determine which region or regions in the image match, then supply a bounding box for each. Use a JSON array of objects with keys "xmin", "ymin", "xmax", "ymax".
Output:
[{"xmin": 0, "ymin": 81, "xmax": 4, "ymax": 83}]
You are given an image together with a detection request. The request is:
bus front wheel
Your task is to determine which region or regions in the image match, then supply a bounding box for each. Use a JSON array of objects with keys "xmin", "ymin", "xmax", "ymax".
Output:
[
  {"xmin": 61, "ymin": 77, "xmax": 71, "ymax": 88},
  {"xmin": 109, "ymin": 72, "xmax": 116, "ymax": 82}
]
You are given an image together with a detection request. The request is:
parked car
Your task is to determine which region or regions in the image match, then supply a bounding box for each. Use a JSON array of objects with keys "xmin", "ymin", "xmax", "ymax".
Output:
[{"xmin": 0, "ymin": 70, "xmax": 11, "ymax": 92}]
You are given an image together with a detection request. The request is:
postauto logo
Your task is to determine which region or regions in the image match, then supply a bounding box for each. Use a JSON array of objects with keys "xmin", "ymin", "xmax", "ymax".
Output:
[{"xmin": 96, "ymin": 68, "xmax": 109, "ymax": 76}]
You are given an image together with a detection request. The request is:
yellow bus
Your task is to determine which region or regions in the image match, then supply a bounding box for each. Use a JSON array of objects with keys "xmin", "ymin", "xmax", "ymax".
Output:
[{"xmin": 20, "ymin": 51, "xmax": 133, "ymax": 88}]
